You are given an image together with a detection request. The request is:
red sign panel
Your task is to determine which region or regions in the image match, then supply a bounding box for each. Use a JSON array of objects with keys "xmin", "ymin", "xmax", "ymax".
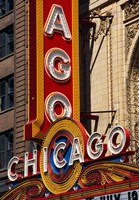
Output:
[{"xmin": 24, "ymin": 0, "xmax": 80, "ymax": 140}]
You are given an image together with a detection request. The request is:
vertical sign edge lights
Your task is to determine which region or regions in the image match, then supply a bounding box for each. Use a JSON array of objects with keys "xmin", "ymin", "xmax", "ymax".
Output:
[{"xmin": 72, "ymin": 0, "xmax": 80, "ymax": 120}]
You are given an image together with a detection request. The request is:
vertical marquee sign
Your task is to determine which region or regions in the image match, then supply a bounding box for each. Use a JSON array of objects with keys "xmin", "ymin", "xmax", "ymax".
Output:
[{"xmin": 24, "ymin": 0, "xmax": 80, "ymax": 140}]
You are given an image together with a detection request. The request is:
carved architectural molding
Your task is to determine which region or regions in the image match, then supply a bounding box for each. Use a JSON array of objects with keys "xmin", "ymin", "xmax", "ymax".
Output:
[
  {"xmin": 125, "ymin": 21, "xmax": 139, "ymax": 56},
  {"xmin": 89, "ymin": 9, "xmax": 113, "ymax": 40},
  {"xmin": 123, "ymin": 2, "xmax": 139, "ymax": 56},
  {"xmin": 126, "ymin": 20, "xmax": 139, "ymax": 163},
  {"xmin": 124, "ymin": 2, "xmax": 139, "ymax": 21},
  {"xmin": 94, "ymin": 19, "xmax": 108, "ymax": 40}
]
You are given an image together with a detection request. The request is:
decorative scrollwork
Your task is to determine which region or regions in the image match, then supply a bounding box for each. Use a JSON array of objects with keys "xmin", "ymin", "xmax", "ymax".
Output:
[
  {"xmin": 1, "ymin": 179, "xmax": 45, "ymax": 200},
  {"xmin": 124, "ymin": 2, "xmax": 139, "ymax": 21},
  {"xmin": 125, "ymin": 22, "xmax": 139, "ymax": 55},
  {"xmin": 89, "ymin": 9, "xmax": 113, "ymax": 40},
  {"xmin": 78, "ymin": 162, "xmax": 139, "ymax": 188}
]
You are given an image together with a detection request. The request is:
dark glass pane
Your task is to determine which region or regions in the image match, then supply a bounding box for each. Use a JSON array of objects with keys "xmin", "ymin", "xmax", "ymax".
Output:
[
  {"xmin": 0, "ymin": 152, "xmax": 5, "ymax": 168},
  {"xmin": 6, "ymin": 132, "xmax": 13, "ymax": 165},
  {"xmin": 0, "ymin": 0, "xmax": 5, "ymax": 3},
  {"xmin": 0, "ymin": 134, "xmax": 5, "ymax": 168},
  {"xmin": 0, "ymin": 0, "xmax": 13, "ymax": 16},
  {"xmin": 0, "ymin": 2, "xmax": 5, "ymax": 16},
  {"xmin": 8, "ymin": 33, "xmax": 13, "ymax": 41},
  {"xmin": 8, "ymin": 40, "xmax": 14, "ymax": 54},
  {"xmin": 6, "ymin": 150, "xmax": 13, "ymax": 165},
  {"xmin": 0, "ymin": 32, "xmax": 6, "ymax": 46},
  {"xmin": 8, "ymin": 0, "xmax": 13, "ymax": 11},
  {"xmin": 0, "ymin": 135, "xmax": 5, "ymax": 151},
  {"xmin": 0, "ymin": 25, "xmax": 13, "ymax": 58},
  {"xmin": 9, "ymin": 77, "xmax": 14, "ymax": 92},
  {"xmin": 7, "ymin": 26, "xmax": 13, "ymax": 37},
  {"xmin": 7, "ymin": 26, "xmax": 14, "ymax": 54},
  {"xmin": 8, "ymin": 92, "xmax": 14, "ymax": 108},
  {"xmin": 0, "ymin": 81, "xmax": 6, "ymax": 95},
  {"xmin": 0, "ymin": 76, "xmax": 14, "ymax": 111},
  {"xmin": 0, "ymin": 45, "xmax": 6, "ymax": 58},
  {"xmin": 7, "ymin": 132, "xmax": 13, "ymax": 150},
  {"xmin": 0, "ymin": 131, "xmax": 13, "ymax": 169},
  {"xmin": 0, "ymin": 96, "xmax": 6, "ymax": 111},
  {"xmin": 0, "ymin": 35, "xmax": 5, "ymax": 58}
]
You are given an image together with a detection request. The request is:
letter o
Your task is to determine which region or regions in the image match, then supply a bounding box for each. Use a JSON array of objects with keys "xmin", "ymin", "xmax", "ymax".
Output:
[
  {"xmin": 45, "ymin": 92, "xmax": 72, "ymax": 122},
  {"xmin": 108, "ymin": 126, "xmax": 130, "ymax": 154}
]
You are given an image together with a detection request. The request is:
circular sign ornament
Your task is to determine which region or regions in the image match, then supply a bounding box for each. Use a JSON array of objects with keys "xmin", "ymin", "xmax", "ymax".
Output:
[{"xmin": 40, "ymin": 118, "xmax": 88, "ymax": 195}]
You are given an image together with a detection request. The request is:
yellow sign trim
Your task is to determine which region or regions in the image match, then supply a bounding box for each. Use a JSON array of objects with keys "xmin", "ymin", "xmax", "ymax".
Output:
[{"xmin": 72, "ymin": 0, "xmax": 80, "ymax": 120}]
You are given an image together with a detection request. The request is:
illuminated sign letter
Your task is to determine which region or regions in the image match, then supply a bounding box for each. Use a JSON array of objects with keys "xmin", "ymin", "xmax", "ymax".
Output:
[
  {"xmin": 45, "ymin": 92, "xmax": 72, "ymax": 122},
  {"xmin": 24, "ymin": 150, "xmax": 38, "ymax": 177},
  {"xmin": 43, "ymin": 147, "xmax": 48, "ymax": 173},
  {"xmin": 108, "ymin": 126, "xmax": 130, "ymax": 154},
  {"xmin": 69, "ymin": 138, "xmax": 84, "ymax": 166},
  {"xmin": 7, "ymin": 157, "xmax": 23, "ymax": 182},
  {"xmin": 87, "ymin": 132, "xmax": 106, "ymax": 160},
  {"xmin": 54, "ymin": 142, "xmax": 67, "ymax": 168},
  {"xmin": 44, "ymin": 5, "xmax": 71, "ymax": 40},
  {"xmin": 45, "ymin": 48, "xmax": 71, "ymax": 82}
]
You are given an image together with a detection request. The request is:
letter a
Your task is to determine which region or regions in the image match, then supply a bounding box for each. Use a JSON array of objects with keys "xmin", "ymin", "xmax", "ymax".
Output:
[
  {"xmin": 44, "ymin": 4, "xmax": 71, "ymax": 40},
  {"xmin": 69, "ymin": 138, "xmax": 84, "ymax": 166}
]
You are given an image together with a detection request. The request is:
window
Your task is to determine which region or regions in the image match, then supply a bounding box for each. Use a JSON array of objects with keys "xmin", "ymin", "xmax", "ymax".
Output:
[
  {"xmin": 0, "ymin": 0, "xmax": 13, "ymax": 17},
  {"xmin": 0, "ymin": 25, "xmax": 14, "ymax": 59},
  {"xmin": 0, "ymin": 130, "xmax": 13, "ymax": 169},
  {"xmin": 0, "ymin": 75, "xmax": 14, "ymax": 112}
]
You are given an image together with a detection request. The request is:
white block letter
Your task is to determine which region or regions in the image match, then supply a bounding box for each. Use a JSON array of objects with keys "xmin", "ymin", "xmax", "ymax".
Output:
[
  {"xmin": 45, "ymin": 92, "xmax": 72, "ymax": 123},
  {"xmin": 69, "ymin": 138, "xmax": 84, "ymax": 166},
  {"xmin": 43, "ymin": 147, "xmax": 48, "ymax": 173},
  {"xmin": 7, "ymin": 157, "xmax": 23, "ymax": 181},
  {"xmin": 44, "ymin": 5, "xmax": 71, "ymax": 40},
  {"xmin": 108, "ymin": 126, "xmax": 130, "ymax": 154},
  {"xmin": 45, "ymin": 48, "xmax": 71, "ymax": 83},
  {"xmin": 24, "ymin": 150, "xmax": 37, "ymax": 177},
  {"xmin": 54, "ymin": 142, "xmax": 67, "ymax": 168},
  {"xmin": 87, "ymin": 132, "xmax": 106, "ymax": 160}
]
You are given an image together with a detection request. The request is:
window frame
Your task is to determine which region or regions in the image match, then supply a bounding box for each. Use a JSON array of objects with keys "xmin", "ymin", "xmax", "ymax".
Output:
[
  {"xmin": 0, "ymin": 129, "xmax": 13, "ymax": 171},
  {"xmin": 0, "ymin": 25, "xmax": 14, "ymax": 59},
  {"xmin": 0, "ymin": 0, "xmax": 14, "ymax": 17},
  {"xmin": 0, "ymin": 75, "xmax": 14, "ymax": 112}
]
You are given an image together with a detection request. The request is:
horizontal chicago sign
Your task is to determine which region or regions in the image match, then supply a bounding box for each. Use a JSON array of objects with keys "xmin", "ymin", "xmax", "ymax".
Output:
[{"xmin": 8, "ymin": 118, "xmax": 132, "ymax": 195}]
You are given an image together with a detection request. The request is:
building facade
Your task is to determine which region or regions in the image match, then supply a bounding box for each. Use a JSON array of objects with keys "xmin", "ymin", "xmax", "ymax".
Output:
[
  {"xmin": 0, "ymin": 0, "xmax": 29, "ymax": 195},
  {"xmin": 0, "ymin": 0, "xmax": 139, "ymax": 198},
  {"xmin": 80, "ymin": 0, "xmax": 139, "ymax": 162}
]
